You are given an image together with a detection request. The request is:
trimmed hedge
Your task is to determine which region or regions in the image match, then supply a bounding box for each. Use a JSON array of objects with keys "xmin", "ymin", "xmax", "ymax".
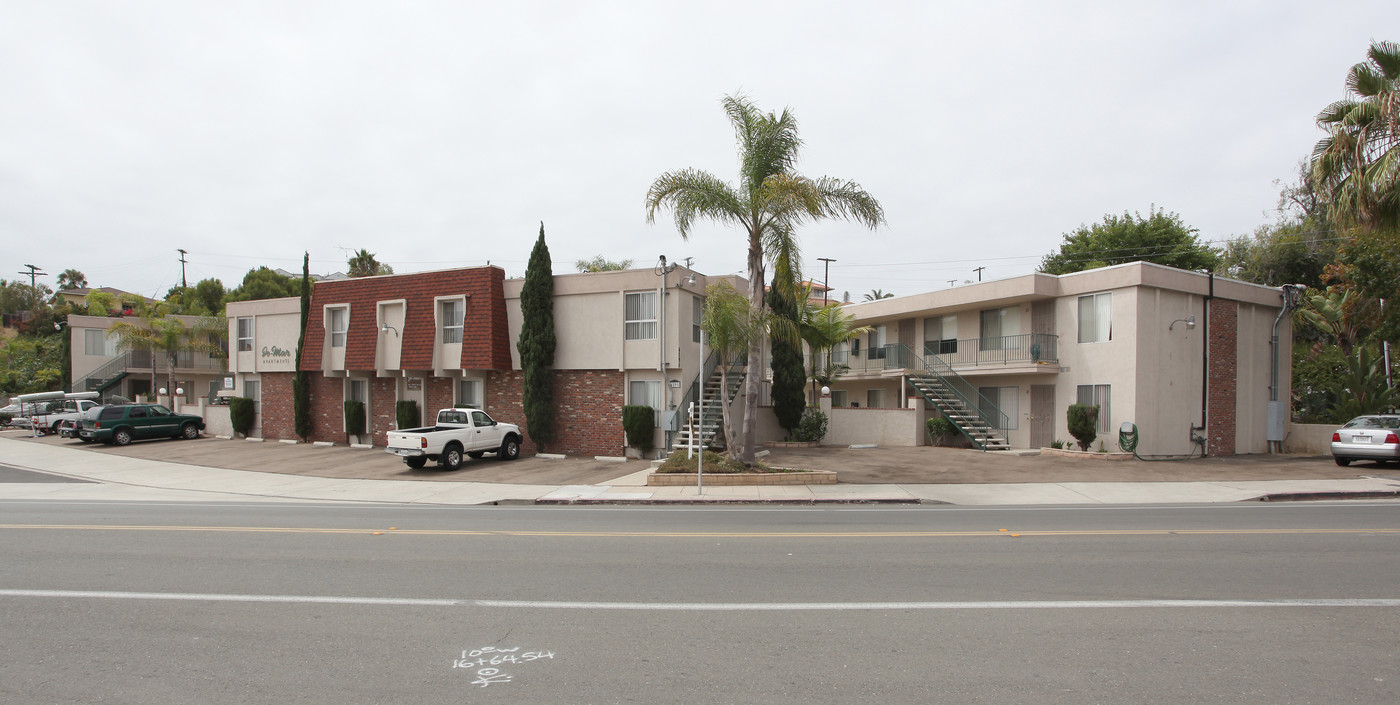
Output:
[
  {"xmin": 344, "ymin": 400, "xmax": 366, "ymax": 436},
  {"xmin": 794, "ymin": 407, "xmax": 828, "ymax": 443},
  {"xmin": 229, "ymin": 397, "xmax": 256, "ymax": 437},
  {"xmin": 622, "ymin": 405, "xmax": 655, "ymax": 454},
  {"xmin": 396, "ymin": 400, "xmax": 420, "ymax": 430},
  {"xmin": 1067, "ymin": 403, "xmax": 1099, "ymax": 451}
]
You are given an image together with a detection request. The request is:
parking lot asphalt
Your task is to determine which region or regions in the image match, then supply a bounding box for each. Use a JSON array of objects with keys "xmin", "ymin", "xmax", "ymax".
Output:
[{"xmin": 3, "ymin": 429, "xmax": 1384, "ymax": 486}]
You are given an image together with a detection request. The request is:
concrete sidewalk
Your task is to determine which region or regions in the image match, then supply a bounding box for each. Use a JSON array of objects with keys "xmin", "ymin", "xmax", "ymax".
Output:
[{"xmin": 3, "ymin": 435, "xmax": 1398, "ymax": 506}]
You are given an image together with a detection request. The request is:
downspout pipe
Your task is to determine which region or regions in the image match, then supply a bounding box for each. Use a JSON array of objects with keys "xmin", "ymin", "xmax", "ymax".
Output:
[
  {"xmin": 1200, "ymin": 271, "xmax": 1212, "ymax": 456},
  {"xmin": 1269, "ymin": 284, "xmax": 1305, "ymax": 453}
]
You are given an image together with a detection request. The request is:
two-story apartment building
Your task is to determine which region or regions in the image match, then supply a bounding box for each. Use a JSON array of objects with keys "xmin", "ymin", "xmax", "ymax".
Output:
[
  {"xmin": 829, "ymin": 262, "xmax": 1290, "ymax": 456},
  {"xmin": 227, "ymin": 264, "xmax": 733, "ymax": 457},
  {"xmin": 66, "ymin": 313, "xmax": 228, "ymax": 403}
]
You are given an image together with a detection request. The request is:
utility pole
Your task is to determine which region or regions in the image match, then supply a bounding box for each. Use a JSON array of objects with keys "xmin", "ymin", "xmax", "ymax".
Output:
[
  {"xmin": 19, "ymin": 264, "xmax": 45, "ymax": 291},
  {"xmin": 177, "ymin": 249, "xmax": 189, "ymax": 289},
  {"xmin": 817, "ymin": 257, "xmax": 836, "ymax": 304},
  {"xmin": 947, "ymin": 280, "xmax": 956, "ymax": 288},
  {"xmin": 973, "ymin": 266, "xmax": 985, "ymax": 282}
]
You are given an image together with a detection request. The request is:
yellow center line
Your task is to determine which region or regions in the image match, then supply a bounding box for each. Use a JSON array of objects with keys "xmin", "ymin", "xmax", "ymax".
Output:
[{"xmin": 2, "ymin": 524, "xmax": 1400, "ymax": 538}]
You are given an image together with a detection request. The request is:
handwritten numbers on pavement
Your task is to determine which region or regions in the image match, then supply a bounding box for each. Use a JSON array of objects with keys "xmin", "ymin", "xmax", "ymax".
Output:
[{"xmin": 452, "ymin": 646, "xmax": 555, "ymax": 687}]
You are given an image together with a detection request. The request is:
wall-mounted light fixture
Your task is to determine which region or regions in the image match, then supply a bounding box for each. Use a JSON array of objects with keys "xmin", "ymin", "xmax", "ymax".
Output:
[
  {"xmin": 380, "ymin": 323, "xmax": 399, "ymax": 337},
  {"xmin": 1169, "ymin": 315, "xmax": 1197, "ymax": 331}
]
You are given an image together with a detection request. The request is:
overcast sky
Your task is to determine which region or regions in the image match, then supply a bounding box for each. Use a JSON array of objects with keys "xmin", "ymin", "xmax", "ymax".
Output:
[{"xmin": 2, "ymin": 1, "xmax": 1394, "ymax": 302}]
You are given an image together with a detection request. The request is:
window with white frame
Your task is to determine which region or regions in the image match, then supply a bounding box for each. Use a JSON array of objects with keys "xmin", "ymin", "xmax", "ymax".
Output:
[
  {"xmin": 831, "ymin": 390, "xmax": 848, "ymax": 407},
  {"xmin": 979, "ymin": 306, "xmax": 1020, "ymax": 351},
  {"xmin": 439, "ymin": 299, "xmax": 464, "ymax": 344},
  {"xmin": 1078, "ymin": 293, "xmax": 1112, "ymax": 343},
  {"xmin": 977, "ymin": 385, "xmax": 1019, "ymax": 430},
  {"xmin": 629, "ymin": 379, "xmax": 663, "ymax": 424},
  {"xmin": 692, "ymin": 296, "xmax": 703, "ymax": 343},
  {"xmin": 84, "ymin": 329, "xmax": 116, "ymax": 357},
  {"xmin": 867, "ymin": 325, "xmax": 887, "ymax": 359},
  {"xmin": 867, "ymin": 388, "xmax": 886, "ymax": 408},
  {"xmin": 457, "ymin": 379, "xmax": 482, "ymax": 408},
  {"xmin": 1076, "ymin": 384, "xmax": 1111, "ymax": 432},
  {"xmin": 328, "ymin": 306, "xmax": 348, "ymax": 348},
  {"xmin": 236, "ymin": 317, "xmax": 253, "ymax": 352},
  {"xmin": 625, "ymin": 292, "xmax": 657, "ymax": 340},
  {"xmin": 243, "ymin": 379, "xmax": 261, "ymax": 412}
]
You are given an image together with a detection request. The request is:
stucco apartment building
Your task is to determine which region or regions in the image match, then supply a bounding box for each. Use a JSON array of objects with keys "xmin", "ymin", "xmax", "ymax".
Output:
[
  {"xmin": 831, "ymin": 262, "xmax": 1292, "ymax": 457},
  {"xmin": 222, "ymin": 260, "xmax": 1290, "ymax": 458},
  {"xmin": 66, "ymin": 312, "xmax": 227, "ymax": 403},
  {"xmin": 227, "ymin": 264, "xmax": 726, "ymax": 457}
]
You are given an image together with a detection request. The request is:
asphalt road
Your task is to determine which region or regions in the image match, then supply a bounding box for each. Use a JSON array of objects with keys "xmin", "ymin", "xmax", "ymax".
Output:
[{"xmin": 3, "ymin": 500, "xmax": 1399, "ymax": 704}]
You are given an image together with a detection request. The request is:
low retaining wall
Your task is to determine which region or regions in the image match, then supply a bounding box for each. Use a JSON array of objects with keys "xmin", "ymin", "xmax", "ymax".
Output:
[
  {"xmin": 1283, "ymin": 423, "xmax": 1334, "ymax": 455},
  {"xmin": 1040, "ymin": 447, "xmax": 1134, "ymax": 461},
  {"xmin": 648, "ymin": 470, "xmax": 838, "ymax": 486}
]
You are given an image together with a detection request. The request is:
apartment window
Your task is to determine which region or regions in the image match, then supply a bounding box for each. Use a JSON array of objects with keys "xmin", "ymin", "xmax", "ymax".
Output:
[
  {"xmin": 867, "ymin": 388, "xmax": 886, "ymax": 408},
  {"xmin": 243, "ymin": 380, "xmax": 261, "ymax": 412},
  {"xmin": 1078, "ymin": 293, "xmax": 1112, "ymax": 343},
  {"xmin": 439, "ymin": 299, "xmax": 464, "ymax": 344},
  {"xmin": 867, "ymin": 325, "xmax": 887, "ymax": 359},
  {"xmin": 924, "ymin": 315, "xmax": 957, "ymax": 356},
  {"xmin": 625, "ymin": 292, "xmax": 657, "ymax": 341},
  {"xmin": 1076, "ymin": 384, "xmax": 1112, "ymax": 433},
  {"xmin": 629, "ymin": 379, "xmax": 663, "ymax": 424},
  {"xmin": 236, "ymin": 317, "xmax": 253, "ymax": 352},
  {"xmin": 692, "ymin": 296, "xmax": 703, "ymax": 343},
  {"xmin": 84, "ymin": 329, "xmax": 115, "ymax": 357},
  {"xmin": 980, "ymin": 306, "xmax": 1020, "ymax": 351},
  {"xmin": 457, "ymin": 379, "xmax": 482, "ymax": 409},
  {"xmin": 831, "ymin": 390, "xmax": 848, "ymax": 407},
  {"xmin": 977, "ymin": 386, "xmax": 1019, "ymax": 430},
  {"xmin": 347, "ymin": 378, "xmax": 367, "ymax": 404},
  {"xmin": 329, "ymin": 307, "xmax": 348, "ymax": 348}
]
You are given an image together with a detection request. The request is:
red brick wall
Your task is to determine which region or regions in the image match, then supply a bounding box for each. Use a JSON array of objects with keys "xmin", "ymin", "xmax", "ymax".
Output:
[
  {"xmin": 1207, "ymin": 298, "xmax": 1238, "ymax": 456},
  {"xmin": 299, "ymin": 267, "xmax": 511, "ymax": 373},
  {"xmin": 426, "ymin": 376, "xmax": 454, "ymax": 418},
  {"xmin": 260, "ymin": 372, "xmax": 294, "ymax": 439},
  {"xmin": 487, "ymin": 369, "xmax": 626, "ymax": 457},
  {"xmin": 369, "ymin": 378, "xmax": 396, "ymax": 445}
]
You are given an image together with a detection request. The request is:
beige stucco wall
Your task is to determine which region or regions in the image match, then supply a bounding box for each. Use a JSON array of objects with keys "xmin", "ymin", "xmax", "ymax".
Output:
[
  {"xmin": 1132, "ymin": 287, "xmax": 1207, "ymax": 455},
  {"xmin": 824, "ymin": 407, "xmax": 922, "ymax": 446},
  {"xmin": 1282, "ymin": 423, "xmax": 1334, "ymax": 455}
]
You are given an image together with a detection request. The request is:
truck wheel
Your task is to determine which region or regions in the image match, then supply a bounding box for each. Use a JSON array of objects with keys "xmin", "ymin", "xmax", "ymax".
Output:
[
  {"xmin": 51, "ymin": 422, "xmax": 62, "ymax": 435},
  {"xmin": 180, "ymin": 423, "xmax": 200, "ymax": 440},
  {"xmin": 405, "ymin": 456, "xmax": 427, "ymax": 469},
  {"xmin": 439, "ymin": 444, "xmax": 463, "ymax": 471},
  {"xmin": 467, "ymin": 451, "xmax": 485, "ymax": 459},
  {"xmin": 499, "ymin": 437, "xmax": 521, "ymax": 461},
  {"xmin": 113, "ymin": 429, "xmax": 132, "ymax": 446}
]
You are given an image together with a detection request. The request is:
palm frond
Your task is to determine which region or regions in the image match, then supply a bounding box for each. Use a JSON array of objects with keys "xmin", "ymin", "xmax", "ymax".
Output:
[
  {"xmin": 644, "ymin": 169, "xmax": 745, "ymax": 237},
  {"xmin": 811, "ymin": 177, "xmax": 887, "ymax": 229},
  {"xmin": 1366, "ymin": 40, "xmax": 1400, "ymax": 81}
]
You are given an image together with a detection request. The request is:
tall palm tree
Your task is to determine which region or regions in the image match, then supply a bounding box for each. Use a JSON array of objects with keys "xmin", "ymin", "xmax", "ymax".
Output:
[
  {"xmin": 646, "ymin": 94, "xmax": 884, "ymax": 464},
  {"xmin": 863, "ymin": 289, "xmax": 894, "ymax": 301},
  {"xmin": 700, "ymin": 281, "xmax": 771, "ymax": 462},
  {"xmin": 1309, "ymin": 40, "xmax": 1400, "ymax": 232},
  {"xmin": 109, "ymin": 303, "xmax": 227, "ymax": 398},
  {"xmin": 56, "ymin": 269, "xmax": 87, "ymax": 291},
  {"xmin": 347, "ymin": 249, "xmax": 394, "ymax": 277}
]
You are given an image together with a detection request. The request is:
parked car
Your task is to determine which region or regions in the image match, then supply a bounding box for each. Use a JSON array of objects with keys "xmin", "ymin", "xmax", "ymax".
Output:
[
  {"xmin": 385, "ymin": 408, "xmax": 523, "ymax": 470},
  {"xmin": 1331, "ymin": 414, "xmax": 1400, "ymax": 466},
  {"xmin": 79, "ymin": 404, "xmax": 206, "ymax": 446}
]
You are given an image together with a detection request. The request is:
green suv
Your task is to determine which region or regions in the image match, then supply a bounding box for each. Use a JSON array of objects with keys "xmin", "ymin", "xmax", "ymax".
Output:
[{"xmin": 79, "ymin": 404, "xmax": 206, "ymax": 446}]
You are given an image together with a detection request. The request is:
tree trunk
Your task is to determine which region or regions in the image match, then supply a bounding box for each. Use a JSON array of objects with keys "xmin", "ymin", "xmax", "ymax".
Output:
[
  {"xmin": 718, "ymin": 366, "xmax": 740, "ymax": 463},
  {"xmin": 741, "ymin": 237, "xmax": 764, "ymax": 466}
]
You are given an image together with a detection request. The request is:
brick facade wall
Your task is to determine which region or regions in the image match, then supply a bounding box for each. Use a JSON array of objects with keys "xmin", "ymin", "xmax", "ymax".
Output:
[
  {"xmin": 260, "ymin": 372, "xmax": 294, "ymax": 439},
  {"xmin": 1207, "ymin": 298, "xmax": 1238, "ymax": 456},
  {"xmin": 426, "ymin": 376, "xmax": 454, "ymax": 419},
  {"xmin": 487, "ymin": 369, "xmax": 626, "ymax": 457}
]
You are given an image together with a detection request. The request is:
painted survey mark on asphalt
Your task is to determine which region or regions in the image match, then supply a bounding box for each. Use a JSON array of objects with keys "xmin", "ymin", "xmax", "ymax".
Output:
[{"xmin": 452, "ymin": 646, "xmax": 555, "ymax": 687}]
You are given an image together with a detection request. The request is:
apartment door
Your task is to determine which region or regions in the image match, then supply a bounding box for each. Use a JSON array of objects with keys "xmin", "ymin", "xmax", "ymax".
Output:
[{"xmin": 1030, "ymin": 385, "xmax": 1055, "ymax": 448}]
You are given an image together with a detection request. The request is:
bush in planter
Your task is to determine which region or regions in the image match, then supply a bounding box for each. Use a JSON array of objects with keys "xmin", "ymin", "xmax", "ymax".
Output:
[
  {"xmin": 926, "ymin": 416, "xmax": 957, "ymax": 446},
  {"xmin": 229, "ymin": 397, "xmax": 256, "ymax": 438},
  {"xmin": 622, "ymin": 405, "xmax": 655, "ymax": 455},
  {"xmin": 794, "ymin": 407, "xmax": 828, "ymax": 443},
  {"xmin": 344, "ymin": 400, "xmax": 366, "ymax": 437},
  {"xmin": 396, "ymin": 400, "xmax": 420, "ymax": 430},
  {"xmin": 1066, "ymin": 403, "xmax": 1099, "ymax": 451}
]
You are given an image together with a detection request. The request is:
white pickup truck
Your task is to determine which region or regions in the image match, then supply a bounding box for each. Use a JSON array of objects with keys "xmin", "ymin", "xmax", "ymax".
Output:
[
  {"xmin": 385, "ymin": 408, "xmax": 524, "ymax": 470},
  {"xmin": 8, "ymin": 392, "xmax": 101, "ymax": 434}
]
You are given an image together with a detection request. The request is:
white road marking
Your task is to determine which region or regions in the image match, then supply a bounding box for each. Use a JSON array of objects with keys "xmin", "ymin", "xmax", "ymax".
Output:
[{"xmin": 3, "ymin": 589, "xmax": 1399, "ymax": 610}]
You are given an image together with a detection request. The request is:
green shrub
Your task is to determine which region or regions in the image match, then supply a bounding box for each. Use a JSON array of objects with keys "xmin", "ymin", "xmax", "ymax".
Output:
[
  {"xmin": 0, "ymin": 412, "xmax": 12, "ymax": 426},
  {"xmin": 229, "ymin": 397, "xmax": 256, "ymax": 437},
  {"xmin": 1067, "ymin": 404, "xmax": 1099, "ymax": 452},
  {"xmin": 344, "ymin": 400, "xmax": 366, "ymax": 436},
  {"xmin": 656, "ymin": 449, "xmax": 771, "ymax": 474},
  {"xmin": 1049, "ymin": 439, "xmax": 1066, "ymax": 450},
  {"xmin": 794, "ymin": 407, "xmax": 828, "ymax": 443},
  {"xmin": 396, "ymin": 400, "xmax": 420, "ymax": 430},
  {"xmin": 622, "ymin": 405, "xmax": 655, "ymax": 454},
  {"xmin": 926, "ymin": 416, "xmax": 957, "ymax": 446}
]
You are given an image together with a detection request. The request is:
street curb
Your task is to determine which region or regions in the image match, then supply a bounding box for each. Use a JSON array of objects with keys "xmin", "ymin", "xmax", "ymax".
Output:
[
  {"xmin": 533, "ymin": 497, "xmax": 926, "ymax": 506},
  {"xmin": 1255, "ymin": 490, "xmax": 1400, "ymax": 502}
]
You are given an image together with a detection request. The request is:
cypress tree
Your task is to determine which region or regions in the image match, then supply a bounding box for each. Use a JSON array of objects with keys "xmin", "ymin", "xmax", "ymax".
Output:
[
  {"xmin": 767, "ymin": 274, "xmax": 806, "ymax": 435},
  {"xmin": 518, "ymin": 223, "xmax": 556, "ymax": 451},
  {"xmin": 293, "ymin": 252, "xmax": 313, "ymax": 441}
]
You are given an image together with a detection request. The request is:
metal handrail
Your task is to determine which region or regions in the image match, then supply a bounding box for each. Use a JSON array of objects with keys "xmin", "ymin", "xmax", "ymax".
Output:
[
  {"xmin": 894, "ymin": 343, "xmax": 1010, "ymax": 437},
  {"xmin": 75, "ymin": 350, "xmax": 228, "ymax": 392},
  {"xmin": 922, "ymin": 332, "xmax": 1058, "ymax": 367}
]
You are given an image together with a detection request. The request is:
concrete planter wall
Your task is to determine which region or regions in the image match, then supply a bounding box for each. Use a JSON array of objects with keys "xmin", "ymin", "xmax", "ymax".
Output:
[
  {"xmin": 1040, "ymin": 447, "xmax": 1134, "ymax": 461},
  {"xmin": 648, "ymin": 470, "xmax": 837, "ymax": 486}
]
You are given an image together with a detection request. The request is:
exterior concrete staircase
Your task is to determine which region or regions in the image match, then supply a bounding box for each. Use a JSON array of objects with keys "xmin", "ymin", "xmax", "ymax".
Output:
[{"xmin": 906, "ymin": 370, "xmax": 1011, "ymax": 452}]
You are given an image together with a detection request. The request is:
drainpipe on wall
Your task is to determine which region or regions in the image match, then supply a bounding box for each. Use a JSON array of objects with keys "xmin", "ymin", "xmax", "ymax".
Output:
[
  {"xmin": 1267, "ymin": 284, "xmax": 1306, "ymax": 454},
  {"xmin": 656, "ymin": 255, "xmax": 678, "ymax": 454},
  {"xmin": 1198, "ymin": 271, "xmax": 1213, "ymax": 457}
]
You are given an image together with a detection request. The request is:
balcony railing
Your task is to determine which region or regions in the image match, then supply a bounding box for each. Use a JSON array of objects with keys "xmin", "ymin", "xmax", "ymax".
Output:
[{"xmin": 924, "ymin": 333, "xmax": 1058, "ymax": 367}]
